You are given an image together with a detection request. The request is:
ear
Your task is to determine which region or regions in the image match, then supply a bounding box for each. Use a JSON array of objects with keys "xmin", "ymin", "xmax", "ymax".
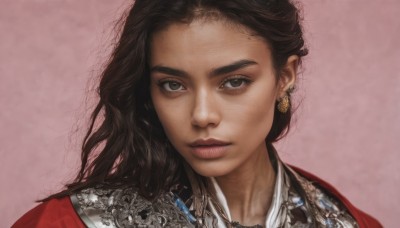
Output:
[{"xmin": 277, "ymin": 55, "xmax": 299, "ymax": 98}]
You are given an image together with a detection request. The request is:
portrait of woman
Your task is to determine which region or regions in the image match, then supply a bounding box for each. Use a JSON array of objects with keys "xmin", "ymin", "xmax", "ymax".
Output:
[{"xmin": 2, "ymin": 0, "xmax": 397, "ymax": 227}]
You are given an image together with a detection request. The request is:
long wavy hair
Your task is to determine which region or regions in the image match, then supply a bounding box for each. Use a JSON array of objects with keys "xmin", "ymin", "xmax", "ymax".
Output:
[{"xmin": 50, "ymin": 0, "xmax": 308, "ymax": 201}]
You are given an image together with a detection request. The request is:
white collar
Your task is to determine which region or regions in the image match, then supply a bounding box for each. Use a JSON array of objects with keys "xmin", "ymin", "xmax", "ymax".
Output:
[{"xmin": 208, "ymin": 159, "xmax": 289, "ymax": 227}]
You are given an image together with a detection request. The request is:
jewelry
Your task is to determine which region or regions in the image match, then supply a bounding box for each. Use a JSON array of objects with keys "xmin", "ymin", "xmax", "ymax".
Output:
[{"xmin": 277, "ymin": 95, "xmax": 290, "ymax": 113}]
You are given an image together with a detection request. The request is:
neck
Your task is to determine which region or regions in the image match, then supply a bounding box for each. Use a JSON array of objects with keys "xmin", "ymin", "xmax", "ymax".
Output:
[{"xmin": 213, "ymin": 143, "xmax": 276, "ymax": 226}]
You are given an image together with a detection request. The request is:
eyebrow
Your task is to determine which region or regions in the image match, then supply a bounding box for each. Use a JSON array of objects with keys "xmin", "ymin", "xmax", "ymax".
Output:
[
  {"xmin": 150, "ymin": 59, "xmax": 257, "ymax": 78},
  {"xmin": 211, "ymin": 59, "xmax": 257, "ymax": 76}
]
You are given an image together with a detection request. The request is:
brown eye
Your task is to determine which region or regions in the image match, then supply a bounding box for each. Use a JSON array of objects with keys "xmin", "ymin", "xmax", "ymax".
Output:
[
  {"xmin": 161, "ymin": 81, "xmax": 185, "ymax": 91},
  {"xmin": 222, "ymin": 78, "xmax": 249, "ymax": 89},
  {"xmin": 229, "ymin": 79, "xmax": 244, "ymax": 87}
]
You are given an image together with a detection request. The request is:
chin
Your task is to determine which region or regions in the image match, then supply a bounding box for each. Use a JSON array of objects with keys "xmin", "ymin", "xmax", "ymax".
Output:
[{"xmin": 188, "ymin": 160, "xmax": 235, "ymax": 177}]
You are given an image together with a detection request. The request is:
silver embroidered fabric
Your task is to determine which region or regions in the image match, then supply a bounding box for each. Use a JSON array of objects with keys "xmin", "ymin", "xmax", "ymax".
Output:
[
  {"xmin": 285, "ymin": 166, "xmax": 359, "ymax": 228},
  {"xmin": 70, "ymin": 166, "xmax": 358, "ymax": 228},
  {"xmin": 207, "ymin": 160, "xmax": 359, "ymax": 228},
  {"xmin": 70, "ymin": 187, "xmax": 194, "ymax": 228}
]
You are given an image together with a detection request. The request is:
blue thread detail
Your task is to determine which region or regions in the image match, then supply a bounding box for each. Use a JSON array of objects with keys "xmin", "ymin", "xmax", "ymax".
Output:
[
  {"xmin": 173, "ymin": 194, "xmax": 196, "ymax": 223},
  {"xmin": 325, "ymin": 218, "xmax": 335, "ymax": 228},
  {"xmin": 319, "ymin": 197, "xmax": 336, "ymax": 212},
  {"xmin": 292, "ymin": 196, "xmax": 304, "ymax": 207}
]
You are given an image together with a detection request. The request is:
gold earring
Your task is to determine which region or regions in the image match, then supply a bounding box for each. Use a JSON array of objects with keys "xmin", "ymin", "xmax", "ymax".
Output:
[{"xmin": 277, "ymin": 95, "xmax": 290, "ymax": 113}]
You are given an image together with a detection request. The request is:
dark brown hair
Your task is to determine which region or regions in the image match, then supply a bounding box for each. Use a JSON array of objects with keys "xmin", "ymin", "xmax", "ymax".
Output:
[{"xmin": 50, "ymin": 0, "xmax": 308, "ymax": 200}]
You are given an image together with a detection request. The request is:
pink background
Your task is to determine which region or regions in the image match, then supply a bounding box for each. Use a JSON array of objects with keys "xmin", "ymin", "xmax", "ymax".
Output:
[{"xmin": 1, "ymin": 1, "xmax": 399, "ymax": 227}]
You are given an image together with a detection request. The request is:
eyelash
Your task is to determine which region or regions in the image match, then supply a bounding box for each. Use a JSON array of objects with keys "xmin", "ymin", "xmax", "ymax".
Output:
[
  {"xmin": 158, "ymin": 79, "xmax": 186, "ymax": 92},
  {"xmin": 157, "ymin": 75, "xmax": 252, "ymax": 93},
  {"xmin": 219, "ymin": 75, "xmax": 252, "ymax": 89}
]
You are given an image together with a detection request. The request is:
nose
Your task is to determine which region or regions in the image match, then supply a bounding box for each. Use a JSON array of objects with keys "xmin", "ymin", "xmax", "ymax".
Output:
[{"xmin": 191, "ymin": 89, "xmax": 221, "ymax": 129}]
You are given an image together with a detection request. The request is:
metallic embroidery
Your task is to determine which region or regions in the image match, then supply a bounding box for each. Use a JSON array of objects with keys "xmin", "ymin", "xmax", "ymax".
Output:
[
  {"xmin": 70, "ymin": 168, "xmax": 358, "ymax": 228},
  {"xmin": 288, "ymin": 169, "xmax": 359, "ymax": 228},
  {"xmin": 71, "ymin": 187, "xmax": 194, "ymax": 228}
]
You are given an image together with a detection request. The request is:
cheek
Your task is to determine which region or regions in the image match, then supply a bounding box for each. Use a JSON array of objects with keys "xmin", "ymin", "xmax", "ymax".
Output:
[
  {"xmin": 239, "ymin": 98, "xmax": 275, "ymax": 137},
  {"xmin": 226, "ymin": 84, "xmax": 277, "ymax": 137},
  {"xmin": 151, "ymin": 89, "xmax": 169, "ymax": 129},
  {"xmin": 151, "ymin": 101, "xmax": 174, "ymax": 133},
  {"xmin": 150, "ymin": 90, "xmax": 188, "ymax": 143}
]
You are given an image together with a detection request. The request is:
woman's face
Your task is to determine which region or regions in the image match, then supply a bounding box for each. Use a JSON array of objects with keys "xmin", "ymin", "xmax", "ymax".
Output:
[{"xmin": 150, "ymin": 19, "xmax": 294, "ymax": 177}]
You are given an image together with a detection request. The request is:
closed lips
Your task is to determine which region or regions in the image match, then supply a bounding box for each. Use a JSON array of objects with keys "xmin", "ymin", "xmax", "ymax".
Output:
[{"xmin": 189, "ymin": 139, "xmax": 231, "ymax": 147}]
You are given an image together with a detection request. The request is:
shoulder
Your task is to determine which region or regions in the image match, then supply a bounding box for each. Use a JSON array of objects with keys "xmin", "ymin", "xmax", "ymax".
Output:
[
  {"xmin": 70, "ymin": 186, "xmax": 193, "ymax": 227},
  {"xmin": 12, "ymin": 197, "xmax": 85, "ymax": 228},
  {"xmin": 13, "ymin": 186, "xmax": 193, "ymax": 228},
  {"xmin": 289, "ymin": 165, "xmax": 383, "ymax": 228}
]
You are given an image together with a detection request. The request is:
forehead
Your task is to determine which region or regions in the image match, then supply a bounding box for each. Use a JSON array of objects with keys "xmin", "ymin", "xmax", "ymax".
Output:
[{"xmin": 149, "ymin": 19, "xmax": 272, "ymax": 70}]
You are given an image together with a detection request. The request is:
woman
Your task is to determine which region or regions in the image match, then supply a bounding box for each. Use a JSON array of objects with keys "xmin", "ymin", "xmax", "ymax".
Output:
[{"xmin": 13, "ymin": 0, "xmax": 381, "ymax": 227}]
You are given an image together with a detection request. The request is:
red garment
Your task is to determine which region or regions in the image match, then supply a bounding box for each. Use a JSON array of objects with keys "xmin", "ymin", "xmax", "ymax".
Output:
[
  {"xmin": 291, "ymin": 166, "xmax": 382, "ymax": 228},
  {"xmin": 12, "ymin": 197, "xmax": 85, "ymax": 228},
  {"xmin": 13, "ymin": 168, "xmax": 382, "ymax": 228}
]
